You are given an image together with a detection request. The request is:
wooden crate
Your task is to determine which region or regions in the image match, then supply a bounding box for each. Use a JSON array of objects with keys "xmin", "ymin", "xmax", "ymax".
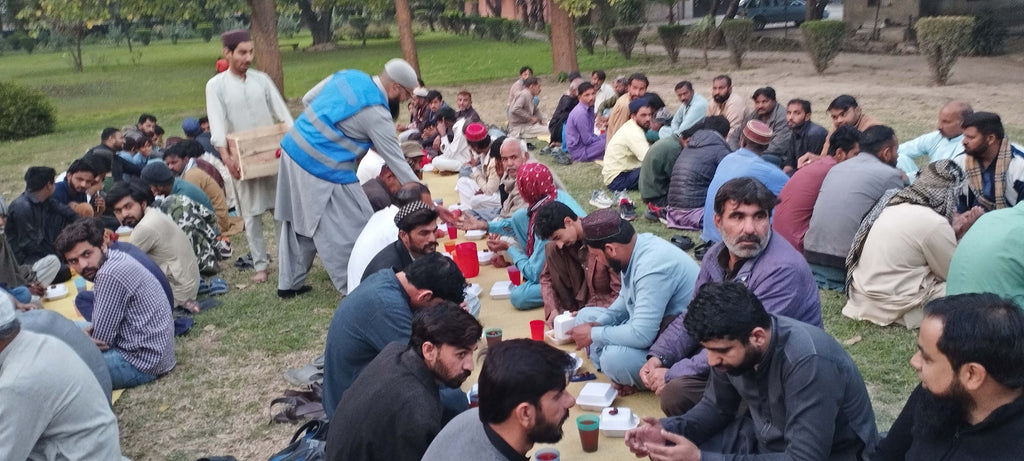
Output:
[{"xmin": 226, "ymin": 123, "xmax": 289, "ymax": 180}]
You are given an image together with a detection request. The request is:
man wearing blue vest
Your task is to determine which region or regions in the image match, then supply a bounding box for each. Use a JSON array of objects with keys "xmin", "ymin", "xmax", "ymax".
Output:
[{"xmin": 277, "ymin": 59, "xmax": 422, "ymax": 297}]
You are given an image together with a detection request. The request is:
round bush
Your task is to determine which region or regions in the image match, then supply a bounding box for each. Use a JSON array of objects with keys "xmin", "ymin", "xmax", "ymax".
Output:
[
  {"xmin": 721, "ymin": 18, "xmax": 754, "ymax": 69},
  {"xmin": 916, "ymin": 16, "xmax": 975, "ymax": 85},
  {"xmin": 800, "ymin": 20, "xmax": 847, "ymax": 74},
  {"xmin": 577, "ymin": 26, "xmax": 598, "ymax": 55},
  {"xmin": 658, "ymin": 24, "xmax": 687, "ymax": 64},
  {"xmin": 0, "ymin": 81, "xmax": 56, "ymax": 141},
  {"xmin": 611, "ymin": 25, "xmax": 642, "ymax": 60}
]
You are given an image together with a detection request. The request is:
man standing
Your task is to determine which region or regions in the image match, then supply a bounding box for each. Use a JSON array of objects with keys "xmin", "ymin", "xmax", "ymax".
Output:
[
  {"xmin": 606, "ymin": 73, "xmax": 649, "ymax": 144},
  {"xmin": 843, "ymin": 160, "xmax": 967, "ymax": 329},
  {"xmin": 626, "ymin": 282, "xmax": 877, "ymax": 460},
  {"xmin": 534, "ymin": 201, "xmax": 620, "ymax": 326},
  {"xmin": 361, "ymin": 201, "xmax": 438, "ymax": 280},
  {"xmin": 952, "ymin": 111, "xmax": 1024, "ymax": 212},
  {"xmin": 277, "ymin": 58, "xmax": 420, "ymax": 297},
  {"xmin": 804, "ymin": 125, "xmax": 904, "ymax": 291},
  {"xmin": 0, "ymin": 296, "xmax": 123, "ymax": 459},
  {"xmin": 645, "ymin": 178, "xmax": 821, "ymax": 415},
  {"xmin": 569, "ymin": 209, "xmax": 700, "ymax": 393},
  {"xmin": 107, "ymin": 181, "xmax": 200, "ymax": 313},
  {"xmin": 321, "ymin": 253, "xmax": 467, "ymax": 419},
  {"xmin": 728, "ymin": 87, "xmax": 791, "ymax": 168},
  {"xmin": 55, "ymin": 218, "xmax": 176, "ymax": 389},
  {"xmin": 565, "ymin": 82, "xmax": 606, "ymax": 162},
  {"xmin": 326, "ymin": 303, "xmax": 482, "ymax": 461},
  {"xmin": 669, "ymin": 81, "xmax": 707, "ymax": 136},
  {"xmin": 205, "ymin": 29, "xmax": 294, "ymax": 284},
  {"xmin": 6, "ymin": 167, "xmax": 78, "ymax": 283},
  {"xmin": 603, "ymin": 98, "xmax": 653, "ymax": 192},
  {"xmin": 875, "ymin": 293, "xmax": 1024, "ymax": 460},
  {"xmin": 508, "ymin": 77, "xmax": 547, "ymax": 139},
  {"xmin": 705, "ymin": 75, "xmax": 749, "ymax": 148},
  {"xmin": 784, "ymin": 99, "xmax": 829, "ymax": 175},
  {"xmin": 773, "ymin": 126, "xmax": 860, "ymax": 253},
  {"xmin": 701, "ymin": 120, "xmax": 789, "ymax": 244},
  {"xmin": 422, "ymin": 339, "xmax": 578, "ymax": 460},
  {"xmin": 897, "ymin": 101, "xmax": 973, "ymax": 179}
]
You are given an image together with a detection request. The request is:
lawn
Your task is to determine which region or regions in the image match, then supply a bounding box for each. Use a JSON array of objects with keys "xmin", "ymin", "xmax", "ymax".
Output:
[{"xmin": 0, "ymin": 28, "xmax": 940, "ymax": 458}]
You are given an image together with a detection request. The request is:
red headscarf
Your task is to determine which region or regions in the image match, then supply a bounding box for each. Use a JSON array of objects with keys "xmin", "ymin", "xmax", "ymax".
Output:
[{"xmin": 516, "ymin": 163, "xmax": 558, "ymax": 256}]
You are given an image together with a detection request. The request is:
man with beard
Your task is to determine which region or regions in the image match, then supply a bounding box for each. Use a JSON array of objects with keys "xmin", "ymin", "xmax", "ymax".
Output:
[
  {"xmin": 206, "ymin": 29, "xmax": 294, "ymax": 285},
  {"xmin": 422, "ymin": 339, "xmax": 578, "ymax": 460},
  {"xmin": 897, "ymin": 101, "xmax": 973, "ymax": 180},
  {"xmin": 782, "ymin": 99, "xmax": 829, "ymax": 177},
  {"xmin": 569, "ymin": 209, "xmax": 699, "ymax": 394},
  {"xmin": 54, "ymin": 218, "xmax": 175, "ymax": 389},
  {"xmin": 361, "ymin": 201, "xmax": 438, "ymax": 281},
  {"xmin": 644, "ymin": 178, "xmax": 821, "ymax": 415},
  {"xmin": 455, "ymin": 90, "xmax": 481, "ymax": 125},
  {"xmin": 626, "ymin": 282, "xmax": 877, "ymax": 460},
  {"xmin": 277, "ymin": 58, "xmax": 421, "ymax": 297},
  {"xmin": 705, "ymin": 75, "xmax": 749, "ymax": 149},
  {"xmin": 603, "ymin": 98, "xmax": 653, "ymax": 192},
  {"xmin": 86, "ymin": 127, "xmax": 140, "ymax": 182},
  {"xmin": 875, "ymin": 293, "xmax": 1024, "ymax": 460},
  {"xmin": 52, "ymin": 157, "xmax": 107, "ymax": 218},
  {"xmin": 107, "ymin": 181, "xmax": 200, "ymax": 313},
  {"xmin": 326, "ymin": 303, "xmax": 482, "ymax": 461},
  {"xmin": 729, "ymin": 87, "xmax": 791, "ymax": 170},
  {"xmin": 606, "ymin": 73, "xmax": 649, "ymax": 144},
  {"xmin": 952, "ymin": 111, "xmax": 1024, "ymax": 212}
]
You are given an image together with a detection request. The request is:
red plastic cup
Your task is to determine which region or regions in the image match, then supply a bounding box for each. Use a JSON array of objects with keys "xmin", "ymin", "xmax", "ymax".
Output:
[
  {"xmin": 446, "ymin": 223, "xmax": 457, "ymax": 240},
  {"xmin": 534, "ymin": 448, "xmax": 559, "ymax": 461},
  {"xmin": 443, "ymin": 241, "xmax": 457, "ymax": 255},
  {"xmin": 530, "ymin": 320, "xmax": 545, "ymax": 341},
  {"xmin": 507, "ymin": 266, "xmax": 521, "ymax": 286},
  {"xmin": 485, "ymin": 328, "xmax": 502, "ymax": 346},
  {"xmin": 454, "ymin": 242, "xmax": 479, "ymax": 278},
  {"xmin": 577, "ymin": 415, "xmax": 600, "ymax": 452}
]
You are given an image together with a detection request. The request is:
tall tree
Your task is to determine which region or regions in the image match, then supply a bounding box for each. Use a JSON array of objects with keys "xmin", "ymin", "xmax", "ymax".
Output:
[
  {"xmin": 296, "ymin": 0, "xmax": 334, "ymax": 46},
  {"xmin": 805, "ymin": 0, "xmax": 827, "ymax": 20},
  {"xmin": 549, "ymin": 1, "xmax": 576, "ymax": 74},
  {"xmin": 247, "ymin": 0, "xmax": 285, "ymax": 94},
  {"xmin": 722, "ymin": 0, "xmax": 740, "ymax": 19},
  {"xmin": 18, "ymin": 0, "xmax": 111, "ymax": 72},
  {"xmin": 395, "ymin": 0, "xmax": 419, "ymax": 74}
]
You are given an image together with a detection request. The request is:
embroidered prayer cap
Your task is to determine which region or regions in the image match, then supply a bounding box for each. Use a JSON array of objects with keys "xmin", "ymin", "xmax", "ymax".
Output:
[
  {"xmin": 628, "ymin": 97, "xmax": 650, "ymax": 115},
  {"xmin": 383, "ymin": 59, "xmax": 419, "ymax": 91},
  {"xmin": 0, "ymin": 292, "xmax": 14, "ymax": 327},
  {"xmin": 401, "ymin": 141, "xmax": 425, "ymax": 159},
  {"xmin": 581, "ymin": 208, "xmax": 624, "ymax": 241},
  {"xmin": 181, "ymin": 118, "xmax": 201, "ymax": 137},
  {"xmin": 394, "ymin": 200, "xmax": 433, "ymax": 227},
  {"xmin": 140, "ymin": 162, "xmax": 175, "ymax": 186},
  {"xmin": 413, "ymin": 87, "xmax": 429, "ymax": 98},
  {"xmin": 220, "ymin": 29, "xmax": 251, "ymax": 48},
  {"xmin": 742, "ymin": 119, "xmax": 773, "ymax": 146},
  {"xmin": 464, "ymin": 123, "xmax": 488, "ymax": 143}
]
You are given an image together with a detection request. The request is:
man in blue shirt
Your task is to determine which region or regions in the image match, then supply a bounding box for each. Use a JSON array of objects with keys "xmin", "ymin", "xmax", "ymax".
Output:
[
  {"xmin": 897, "ymin": 101, "xmax": 972, "ymax": 180},
  {"xmin": 701, "ymin": 120, "xmax": 789, "ymax": 243}
]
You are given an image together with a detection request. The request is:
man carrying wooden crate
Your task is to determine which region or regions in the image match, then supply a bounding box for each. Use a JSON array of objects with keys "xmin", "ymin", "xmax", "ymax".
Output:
[{"xmin": 276, "ymin": 59, "xmax": 421, "ymax": 297}]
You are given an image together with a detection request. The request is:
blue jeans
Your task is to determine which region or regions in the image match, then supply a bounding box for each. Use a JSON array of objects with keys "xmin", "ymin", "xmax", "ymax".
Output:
[
  {"xmin": 809, "ymin": 263, "xmax": 847, "ymax": 293},
  {"xmin": 103, "ymin": 349, "xmax": 158, "ymax": 389},
  {"xmin": 607, "ymin": 168, "xmax": 641, "ymax": 192},
  {"xmin": 575, "ymin": 306, "xmax": 649, "ymax": 389}
]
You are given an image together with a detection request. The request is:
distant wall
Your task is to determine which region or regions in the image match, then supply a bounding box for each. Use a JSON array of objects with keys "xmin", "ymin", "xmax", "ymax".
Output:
[{"xmin": 845, "ymin": 0, "xmax": 1022, "ymax": 30}]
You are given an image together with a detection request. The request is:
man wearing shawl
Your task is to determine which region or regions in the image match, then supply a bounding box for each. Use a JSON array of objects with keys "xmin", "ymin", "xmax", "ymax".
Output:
[
  {"xmin": 460, "ymin": 163, "xmax": 584, "ymax": 310},
  {"xmin": 952, "ymin": 111, "xmax": 1024, "ymax": 212},
  {"xmin": 843, "ymin": 160, "xmax": 975, "ymax": 329}
]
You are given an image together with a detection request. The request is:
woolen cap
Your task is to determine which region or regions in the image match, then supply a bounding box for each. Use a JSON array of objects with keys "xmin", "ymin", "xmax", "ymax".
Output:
[
  {"xmin": 181, "ymin": 117, "xmax": 201, "ymax": 137},
  {"xmin": 742, "ymin": 120, "xmax": 773, "ymax": 146},
  {"xmin": 464, "ymin": 122, "xmax": 488, "ymax": 142},
  {"xmin": 140, "ymin": 162, "xmax": 175, "ymax": 185},
  {"xmin": 383, "ymin": 59, "xmax": 419, "ymax": 91},
  {"xmin": 413, "ymin": 87, "xmax": 429, "ymax": 98},
  {"xmin": 220, "ymin": 29, "xmax": 251, "ymax": 48},
  {"xmin": 401, "ymin": 141, "xmax": 424, "ymax": 159},
  {"xmin": 581, "ymin": 208, "xmax": 623, "ymax": 241},
  {"xmin": 655, "ymin": 107, "xmax": 673, "ymax": 123},
  {"xmin": 0, "ymin": 293, "xmax": 15, "ymax": 327},
  {"xmin": 628, "ymin": 97, "xmax": 650, "ymax": 115},
  {"xmin": 394, "ymin": 200, "xmax": 432, "ymax": 227}
]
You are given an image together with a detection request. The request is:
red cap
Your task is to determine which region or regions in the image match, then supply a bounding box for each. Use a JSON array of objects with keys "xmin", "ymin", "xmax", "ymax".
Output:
[{"xmin": 464, "ymin": 122, "xmax": 488, "ymax": 142}]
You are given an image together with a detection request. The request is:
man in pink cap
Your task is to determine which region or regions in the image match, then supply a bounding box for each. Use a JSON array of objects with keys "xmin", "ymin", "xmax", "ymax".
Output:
[
  {"xmin": 454, "ymin": 123, "xmax": 503, "ymax": 219},
  {"xmin": 700, "ymin": 119, "xmax": 790, "ymax": 243}
]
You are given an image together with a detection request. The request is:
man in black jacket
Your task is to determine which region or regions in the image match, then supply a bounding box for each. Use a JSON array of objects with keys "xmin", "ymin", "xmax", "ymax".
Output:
[
  {"xmin": 361, "ymin": 201, "xmax": 438, "ymax": 281},
  {"xmin": 875, "ymin": 293, "xmax": 1024, "ymax": 460}
]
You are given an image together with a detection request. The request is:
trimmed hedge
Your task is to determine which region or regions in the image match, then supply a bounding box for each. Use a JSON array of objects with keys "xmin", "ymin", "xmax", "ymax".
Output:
[
  {"xmin": 577, "ymin": 26, "xmax": 598, "ymax": 55},
  {"xmin": 720, "ymin": 18, "xmax": 754, "ymax": 69},
  {"xmin": 611, "ymin": 25, "xmax": 642, "ymax": 60},
  {"xmin": 0, "ymin": 81, "xmax": 56, "ymax": 142},
  {"xmin": 657, "ymin": 24, "xmax": 687, "ymax": 64},
  {"xmin": 916, "ymin": 16, "xmax": 974, "ymax": 85},
  {"xmin": 196, "ymin": 23, "xmax": 214, "ymax": 42},
  {"xmin": 970, "ymin": 13, "xmax": 1005, "ymax": 56},
  {"xmin": 800, "ymin": 20, "xmax": 846, "ymax": 74}
]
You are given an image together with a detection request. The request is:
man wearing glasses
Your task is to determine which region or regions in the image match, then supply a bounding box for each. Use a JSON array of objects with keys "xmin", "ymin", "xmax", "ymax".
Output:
[{"xmin": 277, "ymin": 58, "xmax": 423, "ymax": 298}]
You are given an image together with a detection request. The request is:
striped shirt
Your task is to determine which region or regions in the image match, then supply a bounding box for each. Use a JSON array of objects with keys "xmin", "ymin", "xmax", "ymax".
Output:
[{"xmin": 92, "ymin": 249, "xmax": 176, "ymax": 376}]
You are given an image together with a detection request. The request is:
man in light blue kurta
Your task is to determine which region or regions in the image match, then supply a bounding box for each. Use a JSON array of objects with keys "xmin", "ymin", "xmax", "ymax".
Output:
[
  {"xmin": 487, "ymin": 190, "xmax": 585, "ymax": 310},
  {"xmin": 670, "ymin": 82, "xmax": 708, "ymax": 137},
  {"xmin": 896, "ymin": 101, "xmax": 972, "ymax": 182},
  {"xmin": 571, "ymin": 210, "xmax": 699, "ymax": 390}
]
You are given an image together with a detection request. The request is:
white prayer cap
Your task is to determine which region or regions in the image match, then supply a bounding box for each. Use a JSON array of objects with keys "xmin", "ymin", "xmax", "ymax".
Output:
[
  {"xmin": 0, "ymin": 292, "xmax": 15, "ymax": 327},
  {"xmin": 383, "ymin": 59, "xmax": 419, "ymax": 91}
]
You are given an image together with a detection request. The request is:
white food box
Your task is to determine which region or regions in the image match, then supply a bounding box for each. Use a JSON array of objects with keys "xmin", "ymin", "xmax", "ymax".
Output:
[
  {"xmin": 552, "ymin": 312, "xmax": 575, "ymax": 340},
  {"xmin": 576, "ymin": 382, "xmax": 617, "ymax": 411},
  {"xmin": 465, "ymin": 229, "xmax": 487, "ymax": 240},
  {"xmin": 490, "ymin": 281, "xmax": 512, "ymax": 299},
  {"xmin": 600, "ymin": 407, "xmax": 639, "ymax": 437},
  {"xmin": 478, "ymin": 250, "xmax": 494, "ymax": 264},
  {"xmin": 44, "ymin": 284, "xmax": 68, "ymax": 301}
]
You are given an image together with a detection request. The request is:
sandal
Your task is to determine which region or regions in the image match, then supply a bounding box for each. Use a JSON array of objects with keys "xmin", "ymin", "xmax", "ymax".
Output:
[
  {"xmin": 234, "ymin": 255, "xmax": 254, "ymax": 270},
  {"xmin": 284, "ymin": 364, "xmax": 323, "ymax": 387},
  {"xmin": 207, "ymin": 277, "xmax": 229, "ymax": 296},
  {"xmin": 181, "ymin": 300, "xmax": 202, "ymax": 314}
]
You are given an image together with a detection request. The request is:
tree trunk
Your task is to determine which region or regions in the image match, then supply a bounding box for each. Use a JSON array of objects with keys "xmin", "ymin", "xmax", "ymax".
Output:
[
  {"xmin": 394, "ymin": 0, "xmax": 420, "ymax": 74},
  {"xmin": 248, "ymin": 0, "xmax": 285, "ymax": 95},
  {"xmin": 73, "ymin": 34, "xmax": 83, "ymax": 72},
  {"xmin": 296, "ymin": 0, "xmax": 334, "ymax": 45},
  {"xmin": 486, "ymin": 0, "xmax": 501, "ymax": 16},
  {"xmin": 549, "ymin": 2, "xmax": 577, "ymax": 75},
  {"xmin": 722, "ymin": 0, "xmax": 740, "ymax": 19},
  {"xmin": 667, "ymin": 1, "xmax": 675, "ymax": 24}
]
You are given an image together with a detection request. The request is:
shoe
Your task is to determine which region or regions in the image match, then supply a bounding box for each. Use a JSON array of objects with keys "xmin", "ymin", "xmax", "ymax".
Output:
[
  {"xmin": 589, "ymin": 190, "xmax": 613, "ymax": 209},
  {"xmin": 554, "ymin": 152, "xmax": 573, "ymax": 165},
  {"xmin": 643, "ymin": 209, "xmax": 662, "ymax": 223},
  {"xmin": 539, "ymin": 145, "xmax": 553, "ymax": 155},
  {"xmin": 671, "ymin": 234, "xmax": 695, "ymax": 251},
  {"xmin": 278, "ymin": 285, "xmax": 313, "ymax": 299},
  {"xmin": 619, "ymin": 198, "xmax": 637, "ymax": 221},
  {"xmin": 645, "ymin": 203, "xmax": 668, "ymax": 225},
  {"xmin": 613, "ymin": 189, "xmax": 630, "ymax": 203},
  {"xmin": 693, "ymin": 241, "xmax": 715, "ymax": 262}
]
